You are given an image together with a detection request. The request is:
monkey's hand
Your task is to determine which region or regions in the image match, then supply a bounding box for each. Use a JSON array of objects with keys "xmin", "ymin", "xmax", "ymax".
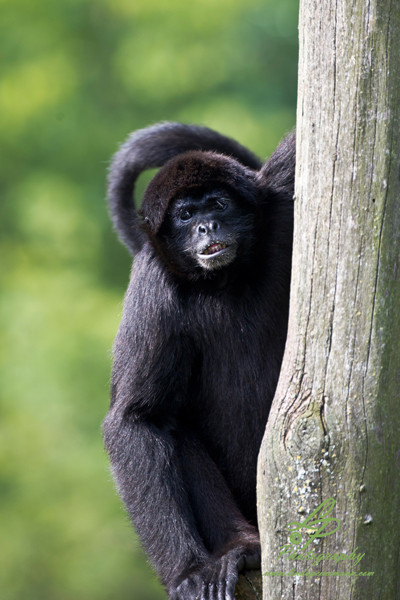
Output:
[{"xmin": 169, "ymin": 542, "xmax": 261, "ymax": 600}]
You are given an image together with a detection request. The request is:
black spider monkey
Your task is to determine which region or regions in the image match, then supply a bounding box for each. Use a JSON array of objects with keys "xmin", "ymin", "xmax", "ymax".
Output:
[{"xmin": 103, "ymin": 122, "xmax": 295, "ymax": 600}]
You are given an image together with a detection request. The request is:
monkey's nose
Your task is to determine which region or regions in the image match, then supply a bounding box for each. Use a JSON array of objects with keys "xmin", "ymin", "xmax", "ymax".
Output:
[{"xmin": 197, "ymin": 221, "xmax": 219, "ymax": 235}]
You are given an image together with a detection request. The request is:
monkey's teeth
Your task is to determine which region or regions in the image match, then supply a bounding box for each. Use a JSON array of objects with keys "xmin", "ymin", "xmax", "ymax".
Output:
[{"xmin": 202, "ymin": 243, "xmax": 227, "ymax": 255}]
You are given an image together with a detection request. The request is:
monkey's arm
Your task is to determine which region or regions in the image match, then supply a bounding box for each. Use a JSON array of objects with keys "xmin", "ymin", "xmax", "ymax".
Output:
[
  {"xmin": 103, "ymin": 259, "xmax": 259, "ymax": 599},
  {"xmin": 108, "ymin": 122, "xmax": 262, "ymax": 255},
  {"xmin": 104, "ymin": 409, "xmax": 260, "ymax": 596},
  {"xmin": 258, "ymin": 130, "xmax": 296, "ymax": 196}
]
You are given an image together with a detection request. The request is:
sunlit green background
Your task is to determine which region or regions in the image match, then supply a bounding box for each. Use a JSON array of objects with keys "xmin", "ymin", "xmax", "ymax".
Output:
[{"xmin": 1, "ymin": 0, "xmax": 298, "ymax": 598}]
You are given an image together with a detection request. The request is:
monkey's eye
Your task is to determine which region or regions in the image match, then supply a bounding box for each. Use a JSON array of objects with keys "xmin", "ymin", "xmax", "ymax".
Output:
[
  {"xmin": 214, "ymin": 199, "xmax": 228, "ymax": 210},
  {"xmin": 180, "ymin": 209, "xmax": 193, "ymax": 221}
]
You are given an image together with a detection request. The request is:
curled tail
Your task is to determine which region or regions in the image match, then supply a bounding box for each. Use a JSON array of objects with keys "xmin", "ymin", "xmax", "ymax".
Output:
[{"xmin": 107, "ymin": 122, "xmax": 262, "ymax": 255}]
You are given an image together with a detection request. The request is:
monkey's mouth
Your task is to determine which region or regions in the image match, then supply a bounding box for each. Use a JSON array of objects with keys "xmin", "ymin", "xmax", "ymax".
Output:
[
  {"xmin": 199, "ymin": 242, "xmax": 229, "ymax": 257},
  {"xmin": 196, "ymin": 241, "xmax": 237, "ymax": 270}
]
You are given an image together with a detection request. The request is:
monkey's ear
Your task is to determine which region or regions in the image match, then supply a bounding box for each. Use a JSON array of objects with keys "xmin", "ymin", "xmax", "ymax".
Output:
[
  {"xmin": 139, "ymin": 188, "xmax": 170, "ymax": 234},
  {"xmin": 137, "ymin": 212, "xmax": 151, "ymax": 233},
  {"xmin": 137, "ymin": 205, "xmax": 153, "ymax": 230}
]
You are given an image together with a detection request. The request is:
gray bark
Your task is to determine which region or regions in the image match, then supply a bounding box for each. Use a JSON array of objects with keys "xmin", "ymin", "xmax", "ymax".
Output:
[{"xmin": 258, "ymin": 0, "xmax": 400, "ymax": 599}]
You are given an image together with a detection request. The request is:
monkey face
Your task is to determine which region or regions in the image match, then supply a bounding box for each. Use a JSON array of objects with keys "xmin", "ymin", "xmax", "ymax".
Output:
[
  {"xmin": 161, "ymin": 190, "xmax": 256, "ymax": 274},
  {"xmin": 138, "ymin": 150, "xmax": 260, "ymax": 279}
]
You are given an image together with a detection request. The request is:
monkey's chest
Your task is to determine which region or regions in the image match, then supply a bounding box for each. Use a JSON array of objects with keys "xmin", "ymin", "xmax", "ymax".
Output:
[{"xmin": 188, "ymin": 324, "xmax": 282, "ymax": 518}]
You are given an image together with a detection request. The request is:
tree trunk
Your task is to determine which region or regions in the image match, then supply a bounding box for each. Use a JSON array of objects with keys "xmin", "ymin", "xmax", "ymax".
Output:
[{"xmin": 258, "ymin": 0, "xmax": 400, "ymax": 599}]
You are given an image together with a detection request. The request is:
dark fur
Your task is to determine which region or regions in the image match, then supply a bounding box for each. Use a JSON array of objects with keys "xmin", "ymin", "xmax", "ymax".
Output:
[
  {"xmin": 103, "ymin": 123, "xmax": 295, "ymax": 600},
  {"xmin": 107, "ymin": 122, "xmax": 262, "ymax": 255}
]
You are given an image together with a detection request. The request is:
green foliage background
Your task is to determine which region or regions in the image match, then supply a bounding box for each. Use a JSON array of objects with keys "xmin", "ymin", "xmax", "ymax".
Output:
[{"xmin": 0, "ymin": 0, "xmax": 298, "ymax": 598}]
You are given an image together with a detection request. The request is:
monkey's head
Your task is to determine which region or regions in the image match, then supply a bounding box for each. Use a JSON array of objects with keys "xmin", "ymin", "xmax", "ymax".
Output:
[{"xmin": 140, "ymin": 151, "xmax": 260, "ymax": 278}]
